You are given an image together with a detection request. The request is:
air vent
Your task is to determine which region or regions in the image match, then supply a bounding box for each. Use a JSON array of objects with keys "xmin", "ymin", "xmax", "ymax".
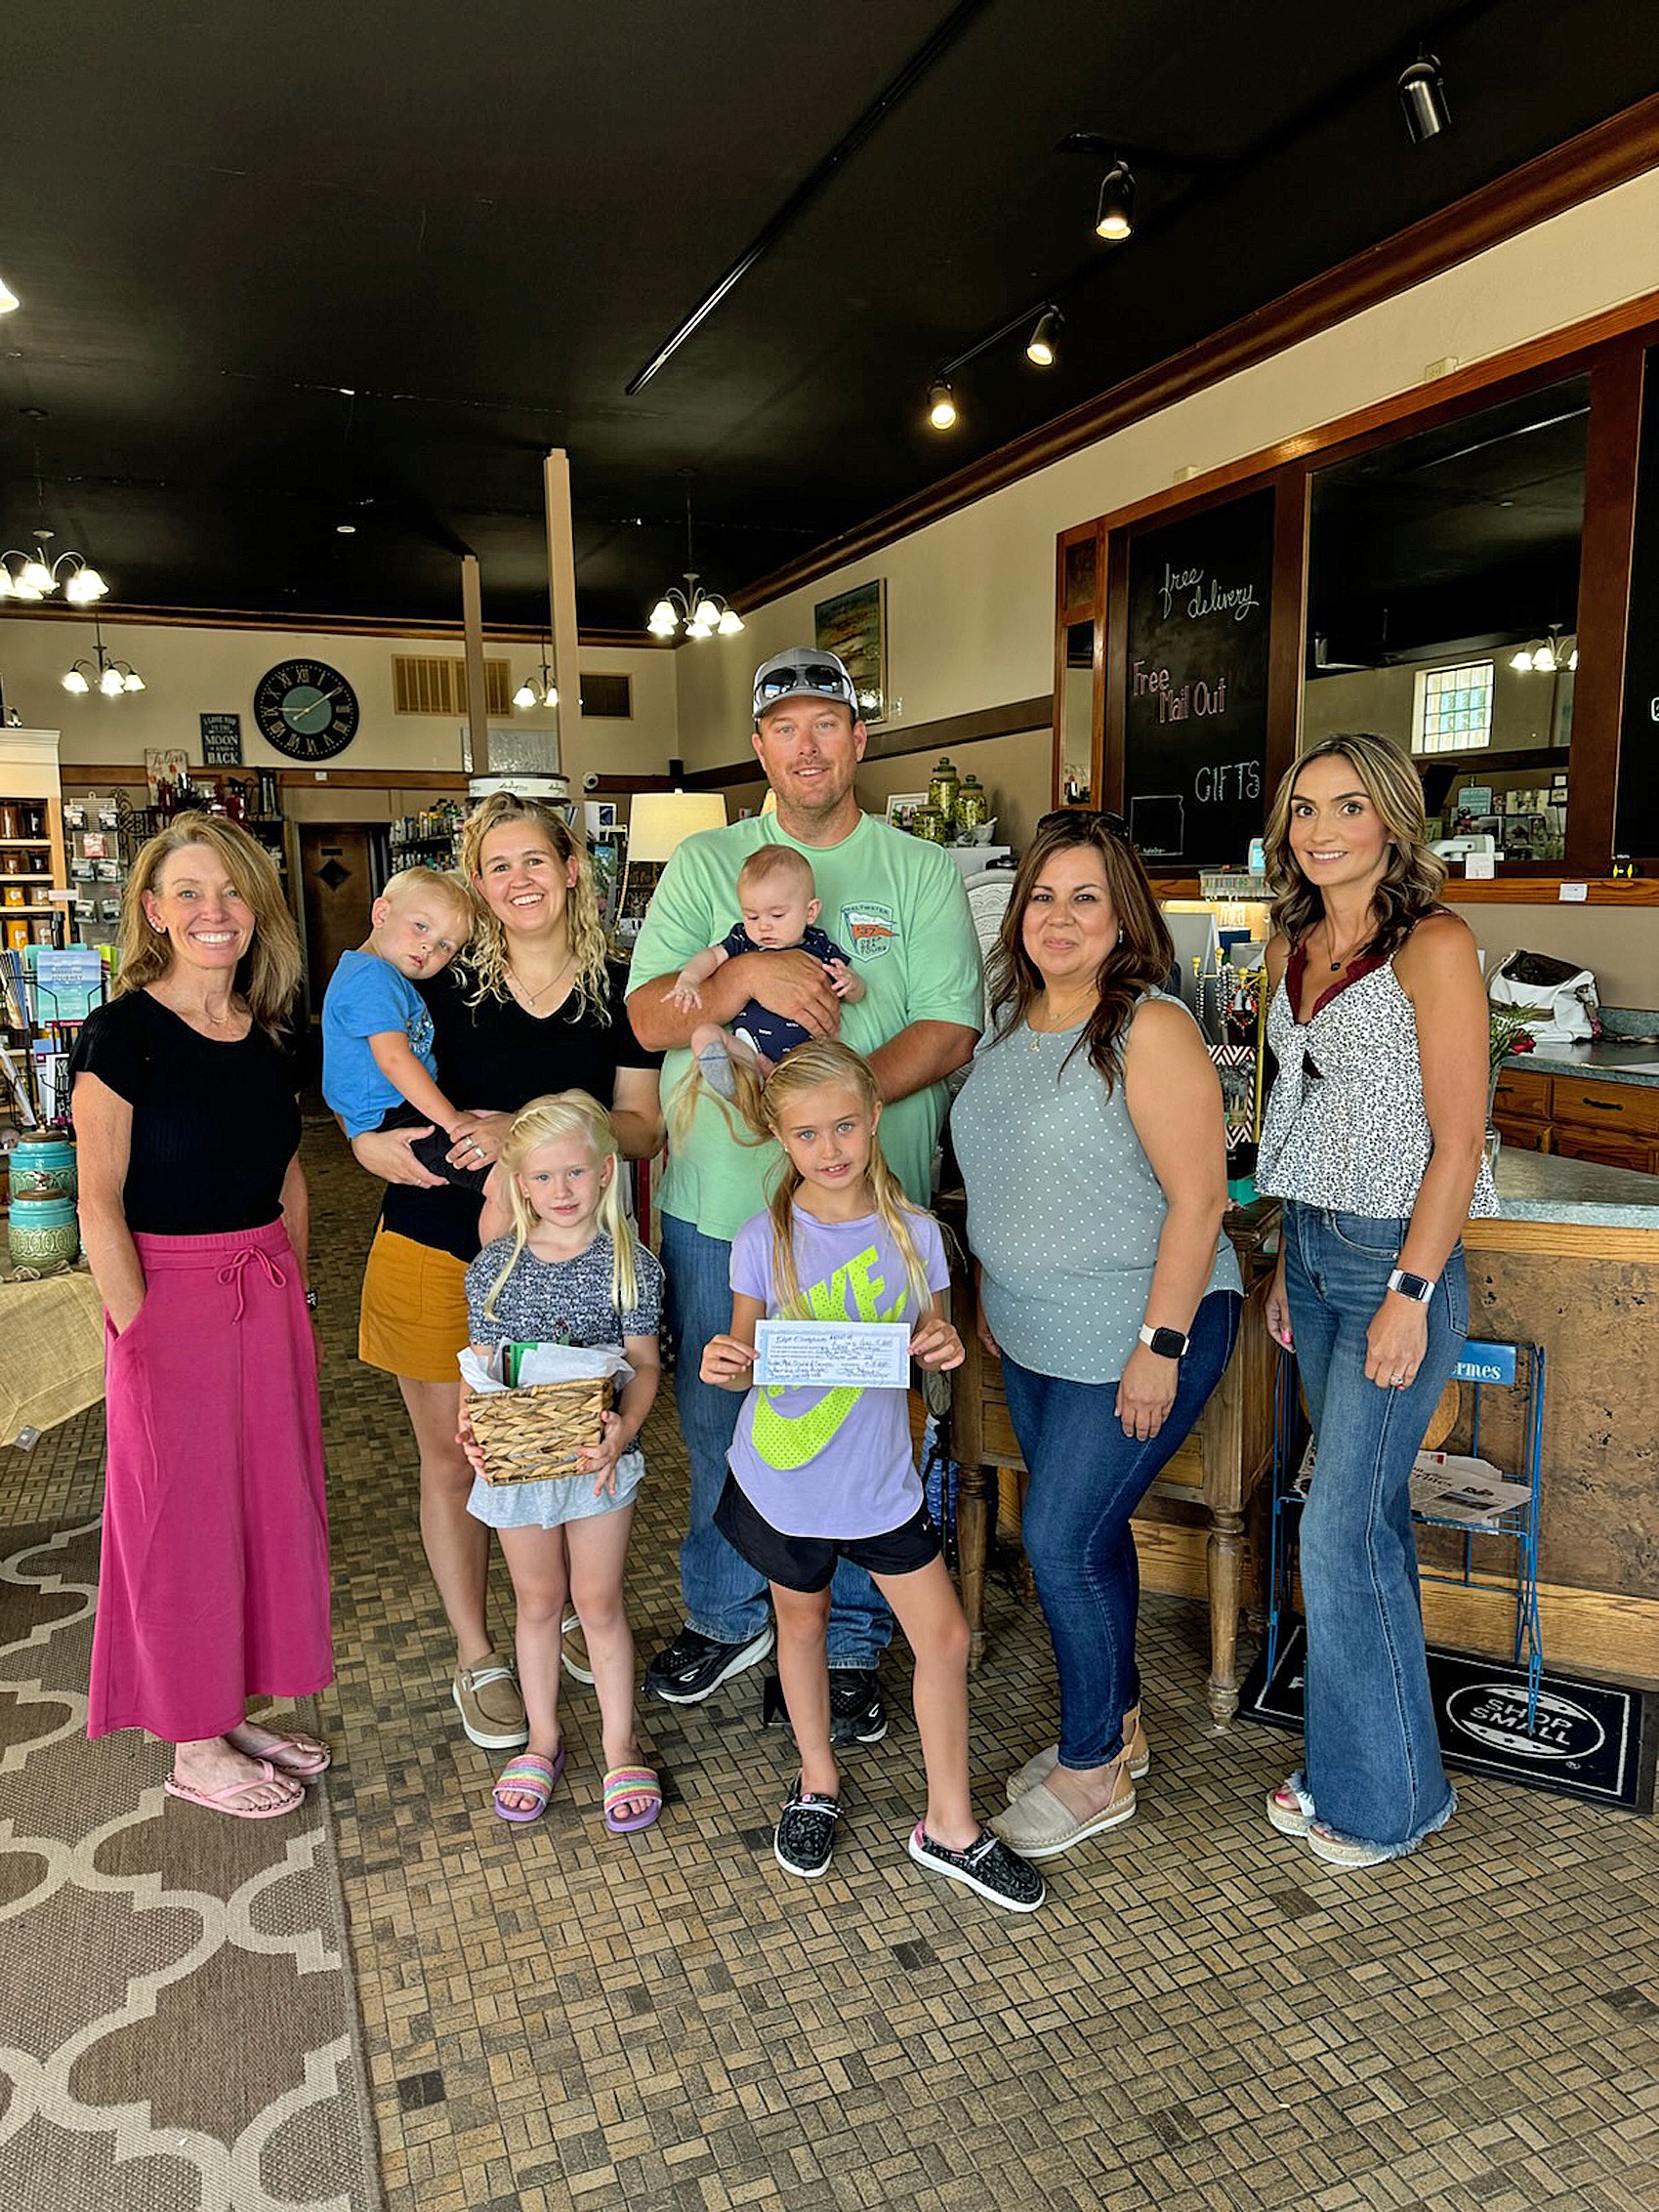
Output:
[
  {"xmin": 579, "ymin": 673, "xmax": 632, "ymax": 719},
  {"xmin": 393, "ymin": 655, "xmax": 511, "ymax": 716}
]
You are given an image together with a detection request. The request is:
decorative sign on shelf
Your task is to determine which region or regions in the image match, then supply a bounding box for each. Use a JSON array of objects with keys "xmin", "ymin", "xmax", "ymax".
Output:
[
  {"xmin": 1122, "ymin": 487, "xmax": 1274, "ymax": 868},
  {"xmin": 200, "ymin": 712, "xmax": 243, "ymax": 767}
]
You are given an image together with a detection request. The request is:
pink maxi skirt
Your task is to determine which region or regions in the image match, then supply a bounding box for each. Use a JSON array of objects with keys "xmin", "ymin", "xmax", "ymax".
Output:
[{"xmin": 88, "ymin": 1218, "xmax": 333, "ymax": 1742}]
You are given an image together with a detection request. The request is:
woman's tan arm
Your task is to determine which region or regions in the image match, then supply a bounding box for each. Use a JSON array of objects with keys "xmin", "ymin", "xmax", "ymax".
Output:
[
  {"xmin": 1123, "ymin": 999, "xmax": 1231, "ymax": 1333},
  {"xmin": 70, "ymin": 1071, "xmax": 146, "ymax": 1333},
  {"xmin": 609, "ymin": 1064, "xmax": 665, "ymax": 1160},
  {"xmin": 1394, "ymin": 911, "xmax": 1489, "ymax": 1284},
  {"xmin": 279, "ymin": 1152, "xmax": 311, "ymax": 1285}
]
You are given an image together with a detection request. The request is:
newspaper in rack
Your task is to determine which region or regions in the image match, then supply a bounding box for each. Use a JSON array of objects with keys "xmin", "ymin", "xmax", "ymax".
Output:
[{"xmin": 1409, "ymin": 1451, "xmax": 1531, "ymax": 1526}]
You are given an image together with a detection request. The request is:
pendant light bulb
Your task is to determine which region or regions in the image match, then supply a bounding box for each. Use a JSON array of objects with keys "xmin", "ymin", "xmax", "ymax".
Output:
[
  {"xmin": 62, "ymin": 667, "xmax": 90, "ymax": 693},
  {"xmin": 99, "ymin": 663, "xmax": 125, "ymax": 696},
  {"xmin": 717, "ymin": 607, "xmax": 745, "ymax": 637},
  {"xmin": 513, "ymin": 677, "xmax": 537, "ymax": 708},
  {"xmin": 1531, "ymin": 647, "xmax": 1555, "ymax": 673},
  {"xmin": 0, "ymin": 273, "xmax": 19, "ymax": 313},
  {"xmin": 1509, "ymin": 647, "xmax": 1535, "ymax": 673},
  {"xmin": 1398, "ymin": 54, "xmax": 1450, "ymax": 144},
  {"xmin": 20, "ymin": 556, "xmax": 52, "ymax": 595},
  {"xmin": 1094, "ymin": 162, "xmax": 1135, "ymax": 242},
  {"xmin": 926, "ymin": 377, "xmax": 958, "ymax": 431},
  {"xmin": 541, "ymin": 680, "xmax": 559, "ymax": 707},
  {"xmin": 124, "ymin": 670, "xmax": 145, "ymax": 692}
]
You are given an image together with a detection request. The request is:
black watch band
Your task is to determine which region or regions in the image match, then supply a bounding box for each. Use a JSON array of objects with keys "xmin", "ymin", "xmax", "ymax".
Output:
[{"xmin": 304, "ymin": 1287, "xmax": 319, "ymax": 1312}]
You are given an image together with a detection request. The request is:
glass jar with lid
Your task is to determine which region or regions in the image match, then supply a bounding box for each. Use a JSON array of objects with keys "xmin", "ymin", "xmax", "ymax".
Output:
[
  {"xmin": 957, "ymin": 774, "xmax": 988, "ymax": 831},
  {"xmin": 927, "ymin": 758, "xmax": 960, "ymax": 827}
]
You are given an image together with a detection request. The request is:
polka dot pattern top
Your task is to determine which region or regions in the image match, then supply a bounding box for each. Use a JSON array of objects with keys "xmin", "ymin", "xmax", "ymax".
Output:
[
  {"xmin": 951, "ymin": 991, "xmax": 1243, "ymax": 1386},
  {"xmin": 1258, "ymin": 955, "xmax": 1499, "ymax": 1219}
]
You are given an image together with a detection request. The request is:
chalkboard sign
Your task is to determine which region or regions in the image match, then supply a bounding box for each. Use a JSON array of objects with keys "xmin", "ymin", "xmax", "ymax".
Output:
[
  {"xmin": 1122, "ymin": 487, "xmax": 1274, "ymax": 867},
  {"xmin": 1615, "ymin": 348, "xmax": 1659, "ymax": 858},
  {"xmin": 200, "ymin": 712, "xmax": 243, "ymax": 767}
]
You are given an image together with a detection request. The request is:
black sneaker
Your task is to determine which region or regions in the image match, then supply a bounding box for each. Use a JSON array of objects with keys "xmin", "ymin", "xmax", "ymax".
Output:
[
  {"xmin": 828, "ymin": 1668, "xmax": 888, "ymax": 1745},
  {"xmin": 643, "ymin": 1624, "xmax": 775, "ymax": 1705},
  {"xmin": 907, "ymin": 1823, "xmax": 1046, "ymax": 1913},
  {"xmin": 774, "ymin": 1778, "xmax": 841, "ymax": 1880}
]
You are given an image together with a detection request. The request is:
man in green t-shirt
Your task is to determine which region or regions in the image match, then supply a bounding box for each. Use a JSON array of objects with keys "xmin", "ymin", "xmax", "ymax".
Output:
[{"xmin": 627, "ymin": 647, "xmax": 982, "ymax": 1738}]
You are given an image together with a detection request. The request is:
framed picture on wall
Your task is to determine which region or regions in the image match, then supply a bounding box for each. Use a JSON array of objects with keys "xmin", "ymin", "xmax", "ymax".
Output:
[
  {"xmin": 814, "ymin": 579, "xmax": 887, "ymax": 725},
  {"xmin": 884, "ymin": 792, "xmax": 927, "ymax": 832}
]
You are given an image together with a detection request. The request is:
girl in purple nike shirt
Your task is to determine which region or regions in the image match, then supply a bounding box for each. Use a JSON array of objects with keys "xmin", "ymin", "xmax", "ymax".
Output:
[{"xmin": 699, "ymin": 1039, "xmax": 1044, "ymax": 1913}]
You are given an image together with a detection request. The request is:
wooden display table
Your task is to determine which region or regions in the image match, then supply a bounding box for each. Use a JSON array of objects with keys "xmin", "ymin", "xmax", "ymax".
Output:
[{"xmin": 939, "ymin": 1195, "xmax": 1279, "ymax": 1722}]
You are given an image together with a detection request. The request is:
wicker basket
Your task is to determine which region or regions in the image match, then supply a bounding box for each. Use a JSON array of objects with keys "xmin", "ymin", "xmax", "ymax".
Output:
[{"xmin": 467, "ymin": 1375, "xmax": 615, "ymax": 1484}]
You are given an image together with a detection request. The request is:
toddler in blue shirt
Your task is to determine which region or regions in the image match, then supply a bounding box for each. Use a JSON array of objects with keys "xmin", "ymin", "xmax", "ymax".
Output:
[{"xmin": 322, "ymin": 865, "xmax": 485, "ymax": 1187}]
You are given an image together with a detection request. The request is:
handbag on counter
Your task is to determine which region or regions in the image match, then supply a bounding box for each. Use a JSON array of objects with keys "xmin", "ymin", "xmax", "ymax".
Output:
[{"xmin": 1487, "ymin": 949, "xmax": 1600, "ymax": 1047}]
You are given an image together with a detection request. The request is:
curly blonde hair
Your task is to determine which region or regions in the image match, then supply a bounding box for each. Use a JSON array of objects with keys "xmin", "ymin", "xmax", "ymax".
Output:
[
  {"xmin": 1264, "ymin": 732, "xmax": 1446, "ymax": 962},
  {"xmin": 459, "ymin": 794, "xmax": 609, "ymax": 1021},
  {"xmin": 116, "ymin": 812, "xmax": 301, "ymax": 1032},
  {"xmin": 480, "ymin": 1090, "xmax": 640, "ymax": 1324}
]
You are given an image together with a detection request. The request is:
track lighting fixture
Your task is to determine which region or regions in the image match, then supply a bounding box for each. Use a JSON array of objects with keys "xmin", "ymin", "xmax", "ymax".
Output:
[
  {"xmin": 1094, "ymin": 160, "xmax": 1135, "ymax": 242},
  {"xmin": 926, "ymin": 377, "xmax": 959, "ymax": 431},
  {"xmin": 1025, "ymin": 308, "xmax": 1062, "ymax": 367},
  {"xmin": 1398, "ymin": 53, "xmax": 1450, "ymax": 144}
]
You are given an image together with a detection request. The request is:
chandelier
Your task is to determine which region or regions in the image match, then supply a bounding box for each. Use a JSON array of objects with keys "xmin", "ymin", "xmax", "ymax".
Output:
[
  {"xmin": 1, "ymin": 528, "xmax": 108, "ymax": 605},
  {"xmin": 62, "ymin": 624, "xmax": 145, "ymax": 697},
  {"xmin": 1509, "ymin": 627, "xmax": 1577, "ymax": 674},
  {"xmin": 647, "ymin": 476, "xmax": 744, "ymax": 641},
  {"xmin": 513, "ymin": 635, "xmax": 560, "ymax": 709}
]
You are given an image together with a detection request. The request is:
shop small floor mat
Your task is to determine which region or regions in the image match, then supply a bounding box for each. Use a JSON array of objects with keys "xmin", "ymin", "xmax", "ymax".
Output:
[{"xmin": 1239, "ymin": 1622, "xmax": 1657, "ymax": 1814}]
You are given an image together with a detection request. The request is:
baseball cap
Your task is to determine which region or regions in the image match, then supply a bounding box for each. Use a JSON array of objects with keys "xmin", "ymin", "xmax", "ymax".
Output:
[{"xmin": 752, "ymin": 647, "xmax": 859, "ymax": 720}]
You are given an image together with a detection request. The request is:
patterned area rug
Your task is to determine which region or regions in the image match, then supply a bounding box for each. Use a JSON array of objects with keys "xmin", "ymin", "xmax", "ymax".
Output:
[{"xmin": 0, "ymin": 1511, "xmax": 382, "ymax": 2212}]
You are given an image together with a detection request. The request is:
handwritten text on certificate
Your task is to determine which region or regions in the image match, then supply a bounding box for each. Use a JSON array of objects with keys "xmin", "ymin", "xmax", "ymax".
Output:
[{"xmin": 753, "ymin": 1320, "xmax": 912, "ymax": 1390}]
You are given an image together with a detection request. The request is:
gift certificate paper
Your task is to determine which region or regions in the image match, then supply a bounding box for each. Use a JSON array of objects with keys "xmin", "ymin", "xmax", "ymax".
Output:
[{"xmin": 753, "ymin": 1320, "xmax": 913, "ymax": 1390}]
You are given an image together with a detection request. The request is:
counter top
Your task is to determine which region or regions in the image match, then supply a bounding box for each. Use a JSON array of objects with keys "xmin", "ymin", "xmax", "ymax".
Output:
[
  {"xmin": 1501, "ymin": 1038, "xmax": 1659, "ymax": 1089},
  {"xmin": 1488, "ymin": 1147, "xmax": 1659, "ymax": 1227}
]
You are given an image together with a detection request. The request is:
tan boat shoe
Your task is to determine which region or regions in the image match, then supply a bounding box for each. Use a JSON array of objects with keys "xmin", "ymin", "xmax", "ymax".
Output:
[{"xmin": 452, "ymin": 1650, "xmax": 529, "ymax": 1749}]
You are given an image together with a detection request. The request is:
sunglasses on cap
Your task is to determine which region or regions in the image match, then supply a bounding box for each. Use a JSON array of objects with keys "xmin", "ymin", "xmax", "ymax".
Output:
[
  {"xmin": 753, "ymin": 662, "xmax": 856, "ymax": 712},
  {"xmin": 1035, "ymin": 808, "xmax": 1130, "ymax": 840}
]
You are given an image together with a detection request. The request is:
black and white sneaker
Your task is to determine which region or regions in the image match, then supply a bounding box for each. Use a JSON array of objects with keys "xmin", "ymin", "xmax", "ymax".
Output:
[
  {"xmin": 828, "ymin": 1669, "xmax": 888, "ymax": 1745},
  {"xmin": 774, "ymin": 1778, "xmax": 841, "ymax": 1880},
  {"xmin": 907, "ymin": 1823, "xmax": 1046, "ymax": 1912},
  {"xmin": 643, "ymin": 1624, "xmax": 775, "ymax": 1705}
]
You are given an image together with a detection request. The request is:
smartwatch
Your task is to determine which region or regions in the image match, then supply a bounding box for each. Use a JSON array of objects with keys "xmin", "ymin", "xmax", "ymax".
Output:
[
  {"xmin": 1387, "ymin": 1268, "xmax": 1434, "ymax": 1305},
  {"xmin": 1139, "ymin": 1323, "xmax": 1190, "ymax": 1359},
  {"xmin": 304, "ymin": 1288, "xmax": 319, "ymax": 1313}
]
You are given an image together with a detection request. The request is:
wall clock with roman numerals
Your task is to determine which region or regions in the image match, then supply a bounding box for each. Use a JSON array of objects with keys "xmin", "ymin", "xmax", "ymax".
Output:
[{"xmin": 253, "ymin": 659, "xmax": 360, "ymax": 762}]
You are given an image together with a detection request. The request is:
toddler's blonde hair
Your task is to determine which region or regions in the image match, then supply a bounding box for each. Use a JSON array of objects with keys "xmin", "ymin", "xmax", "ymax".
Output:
[{"xmin": 481, "ymin": 1090, "xmax": 640, "ymax": 1324}]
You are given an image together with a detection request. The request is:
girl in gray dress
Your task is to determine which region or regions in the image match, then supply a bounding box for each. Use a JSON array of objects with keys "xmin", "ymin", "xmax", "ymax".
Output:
[{"xmin": 459, "ymin": 1091, "xmax": 664, "ymax": 1832}]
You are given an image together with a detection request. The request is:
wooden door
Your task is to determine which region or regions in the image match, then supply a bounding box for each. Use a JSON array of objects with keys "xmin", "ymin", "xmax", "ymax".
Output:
[{"xmin": 299, "ymin": 825, "xmax": 374, "ymax": 1012}]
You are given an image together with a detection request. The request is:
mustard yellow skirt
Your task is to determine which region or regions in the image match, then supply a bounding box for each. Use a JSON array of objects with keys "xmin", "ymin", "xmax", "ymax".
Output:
[{"xmin": 357, "ymin": 1227, "xmax": 470, "ymax": 1386}]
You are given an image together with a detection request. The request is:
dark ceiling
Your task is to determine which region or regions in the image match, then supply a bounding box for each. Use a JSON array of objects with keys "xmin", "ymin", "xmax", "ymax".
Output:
[{"xmin": 3, "ymin": 2, "xmax": 1657, "ymax": 636}]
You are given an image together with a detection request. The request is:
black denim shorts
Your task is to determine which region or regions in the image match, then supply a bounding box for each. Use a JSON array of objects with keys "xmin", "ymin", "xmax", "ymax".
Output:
[{"xmin": 715, "ymin": 1475, "xmax": 941, "ymax": 1594}]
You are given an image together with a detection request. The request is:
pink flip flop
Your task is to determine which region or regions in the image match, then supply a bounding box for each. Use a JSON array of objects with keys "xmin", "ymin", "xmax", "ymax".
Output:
[
  {"xmin": 602, "ymin": 1764, "xmax": 663, "ymax": 1835},
  {"xmin": 257, "ymin": 1732, "xmax": 332, "ymax": 1778},
  {"xmin": 164, "ymin": 1759, "xmax": 304, "ymax": 1819},
  {"xmin": 493, "ymin": 1747, "xmax": 565, "ymax": 1824}
]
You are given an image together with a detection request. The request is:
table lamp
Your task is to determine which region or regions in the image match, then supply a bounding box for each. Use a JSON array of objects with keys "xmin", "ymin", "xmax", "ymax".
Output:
[{"xmin": 616, "ymin": 790, "xmax": 727, "ymax": 939}]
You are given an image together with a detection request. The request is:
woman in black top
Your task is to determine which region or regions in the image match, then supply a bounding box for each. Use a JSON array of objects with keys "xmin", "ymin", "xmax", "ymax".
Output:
[
  {"xmin": 352, "ymin": 793, "xmax": 662, "ymax": 1752},
  {"xmin": 72, "ymin": 814, "xmax": 330, "ymax": 1819}
]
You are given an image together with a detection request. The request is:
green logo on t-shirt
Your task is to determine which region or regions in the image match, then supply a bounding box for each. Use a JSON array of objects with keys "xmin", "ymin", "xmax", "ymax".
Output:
[{"xmin": 751, "ymin": 1243, "xmax": 910, "ymax": 1470}]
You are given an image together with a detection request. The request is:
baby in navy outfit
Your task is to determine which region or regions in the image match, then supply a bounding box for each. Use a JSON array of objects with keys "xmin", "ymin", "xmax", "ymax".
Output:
[{"xmin": 666, "ymin": 844, "xmax": 863, "ymax": 1099}]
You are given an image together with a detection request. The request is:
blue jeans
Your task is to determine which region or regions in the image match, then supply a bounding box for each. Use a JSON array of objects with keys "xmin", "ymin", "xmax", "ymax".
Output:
[
  {"xmin": 659, "ymin": 1211, "xmax": 892, "ymax": 1668},
  {"xmin": 1285, "ymin": 1203, "xmax": 1465, "ymax": 1855},
  {"xmin": 999, "ymin": 1290, "xmax": 1242, "ymax": 1768}
]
